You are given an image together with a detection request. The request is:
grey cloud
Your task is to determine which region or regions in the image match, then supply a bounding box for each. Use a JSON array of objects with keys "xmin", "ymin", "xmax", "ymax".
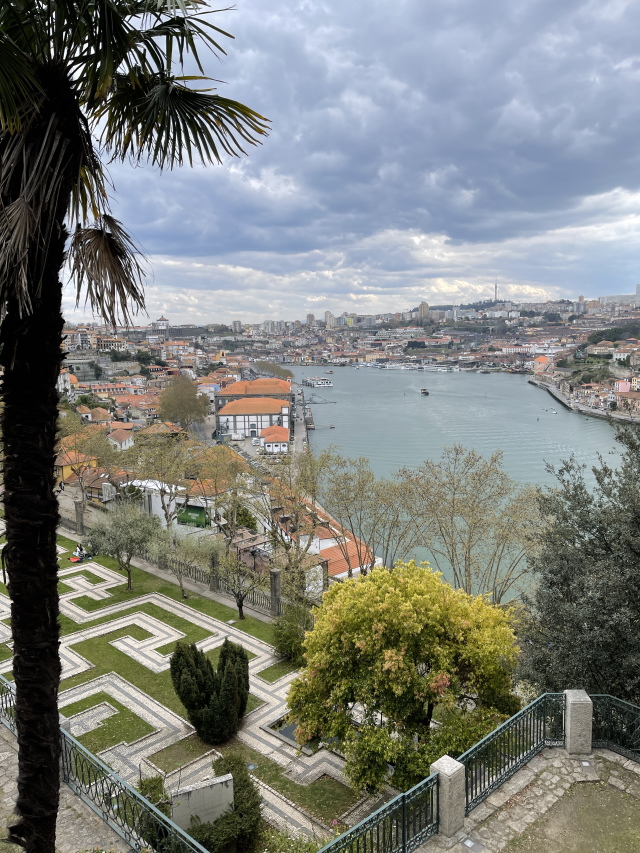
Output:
[{"xmin": 86, "ymin": 0, "xmax": 640, "ymax": 321}]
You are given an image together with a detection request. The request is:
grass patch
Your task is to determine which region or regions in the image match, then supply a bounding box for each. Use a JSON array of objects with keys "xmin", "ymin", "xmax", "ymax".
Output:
[
  {"xmin": 0, "ymin": 644, "xmax": 11, "ymax": 663},
  {"xmin": 149, "ymin": 733, "xmax": 215, "ymax": 773},
  {"xmin": 61, "ymin": 691, "xmax": 155, "ymax": 754},
  {"xmin": 151, "ymin": 735, "xmax": 358, "ymax": 826},
  {"xmin": 217, "ymin": 739, "xmax": 359, "ymax": 826},
  {"xmin": 59, "ymin": 610, "xmax": 261, "ymax": 722},
  {"xmin": 257, "ymin": 660, "xmax": 298, "ymax": 683},
  {"xmin": 60, "ymin": 556, "xmax": 274, "ymax": 645}
]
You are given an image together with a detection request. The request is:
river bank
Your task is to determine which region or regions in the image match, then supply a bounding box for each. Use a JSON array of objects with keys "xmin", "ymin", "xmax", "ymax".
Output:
[{"xmin": 527, "ymin": 379, "xmax": 638, "ymax": 424}]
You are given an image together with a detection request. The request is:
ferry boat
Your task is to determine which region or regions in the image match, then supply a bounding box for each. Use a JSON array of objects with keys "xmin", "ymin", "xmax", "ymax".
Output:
[{"xmin": 302, "ymin": 376, "xmax": 334, "ymax": 387}]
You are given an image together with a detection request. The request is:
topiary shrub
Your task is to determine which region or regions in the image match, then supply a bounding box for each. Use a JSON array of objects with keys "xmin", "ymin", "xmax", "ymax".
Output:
[
  {"xmin": 170, "ymin": 639, "xmax": 250, "ymax": 744},
  {"xmin": 189, "ymin": 754, "xmax": 262, "ymax": 853}
]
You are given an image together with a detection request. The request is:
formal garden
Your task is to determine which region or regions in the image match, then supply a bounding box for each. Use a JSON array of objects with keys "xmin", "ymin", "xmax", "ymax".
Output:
[{"xmin": 0, "ymin": 533, "xmax": 362, "ymax": 840}]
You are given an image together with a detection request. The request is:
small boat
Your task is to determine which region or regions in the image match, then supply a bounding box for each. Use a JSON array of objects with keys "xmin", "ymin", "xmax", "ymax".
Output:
[
  {"xmin": 551, "ymin": 409, "xmax": 557, "ymax": 414},
  {"xmin": 329, "ymin": 424, "xmax": 335, "ymax": 429},
  {"xmin": 420, "ymin": 389, "xmax": 430, "ymax": 396},
  {"xmin": 325, "ymin": 370, "xmax": 334, "ymax": 374}
]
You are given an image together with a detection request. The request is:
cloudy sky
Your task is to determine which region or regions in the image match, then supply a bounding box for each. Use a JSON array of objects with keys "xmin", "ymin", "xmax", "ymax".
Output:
[{"xmin": 63, "ymin": 0, "xmax": 640, "ymax": 325}]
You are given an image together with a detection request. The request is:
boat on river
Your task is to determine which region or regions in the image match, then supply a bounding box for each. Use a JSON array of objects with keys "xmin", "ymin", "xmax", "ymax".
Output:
[{"xmin": 420, "ymin": 388, "xmax": 430, "ymax": 396}]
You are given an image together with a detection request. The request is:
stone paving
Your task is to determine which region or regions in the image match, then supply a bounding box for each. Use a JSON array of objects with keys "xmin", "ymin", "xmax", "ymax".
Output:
[
  {"xmin": 422, "ymin": 747, "xmax": 640, "ymax": 853},
  {"xmin": 0, "ymin": 723, "xmax": 129, "ymax": 853},
  {"xmin": 0, "ymin": 552, "xmax": 368, "ymax": 842}
]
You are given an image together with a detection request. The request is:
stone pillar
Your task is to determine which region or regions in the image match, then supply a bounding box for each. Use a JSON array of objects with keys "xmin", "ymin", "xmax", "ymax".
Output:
[
  {"xmin": 270, "ymin": 568, "xmax": 281, "ymax": 616},
  {"xmin": 321, "ymin": 559, "xmax": 329, "ymax": 591},
  {"xmin": 73, "ymin": 497, "xmax": 85, "ymax": 536},
  {"xmin": 430, "ymin": 754, "xmax": 465, "ymax": 837},
  {"xmin": 209, "ymin": 569, "xmax": 220, "ymax": 592},
  {"xmin": 564, "ymin": 689, "xmax": 593, "ymax": 756}
]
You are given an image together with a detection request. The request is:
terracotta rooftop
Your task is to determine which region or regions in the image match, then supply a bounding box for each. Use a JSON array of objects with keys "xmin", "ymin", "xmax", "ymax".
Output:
[
  {"xmin": 218, "ymin": 398, "xmax": 289, "ymax": 415},
  {"xmin": 260, "ymin": 425, "xmax": 289, "ymax": 441},
  {"xmin": 218, "ymin": 378, "xmax": 291, "ymax": 396}
]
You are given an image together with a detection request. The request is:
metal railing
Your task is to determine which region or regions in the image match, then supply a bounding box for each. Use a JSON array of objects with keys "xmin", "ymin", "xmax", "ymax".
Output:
[
  {"xmin": 592, "ymin": 694, "xmax": 640, "ymax": 763},
  {"xmin": 459, "ymin": 693, "xmax": 565, "ymax": 813},
  {"xmin": 317, "ymin": 773, "xmax": 438, "ymax": 853},
  {"xmin": 0, "ymin": 674, "xmax": 208, "ymax": 853}
]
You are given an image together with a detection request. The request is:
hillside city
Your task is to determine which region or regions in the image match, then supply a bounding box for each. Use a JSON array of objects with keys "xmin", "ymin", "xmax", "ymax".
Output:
[{"xmin": 3, "ymin": 2, "xmax": 640, "ymax": 853}]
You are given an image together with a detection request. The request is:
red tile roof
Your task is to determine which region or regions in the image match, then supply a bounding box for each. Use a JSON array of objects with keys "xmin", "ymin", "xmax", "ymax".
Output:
[{"xmin": 218, "ymin": 398, "xmax": 289, "ymax": 415}]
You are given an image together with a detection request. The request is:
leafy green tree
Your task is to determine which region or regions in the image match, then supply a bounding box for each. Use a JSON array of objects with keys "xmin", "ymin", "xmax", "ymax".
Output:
[
  {"xmin": 519, "ymin": 426, "xmax": 640, "ymax": 704},
  {"xmin": 85, "ymin": 502, "xmax": 161, "ymax": 590},
  {"xmin": 159, "ymin": 374, "xmax": 210, "ymax": 428},
  {"xmin": 288, "ymin": 562, "xmax": 519, "ymax": 793},
  {"xmin": 0, "ymin": 1, "xmax": 266, "ymax": 845}
]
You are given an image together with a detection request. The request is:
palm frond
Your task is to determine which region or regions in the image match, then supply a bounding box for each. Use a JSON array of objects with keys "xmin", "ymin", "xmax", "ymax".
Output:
[
  {"xmin": 0, "ymin": 32, "xmax": 41, "ymax": 132},
  {"xmin": 99, "ymin": 71, "xmax": 269, "ymax": 167},
  {"xmin": 69, "ymin": 214, "xmax": 147, "ymax": 325}
]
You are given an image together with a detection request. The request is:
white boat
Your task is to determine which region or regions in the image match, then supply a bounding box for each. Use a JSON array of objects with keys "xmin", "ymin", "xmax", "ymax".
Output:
[{"xmin": 302, "ymin": 376, "xmax": 334, "ymax": 387}]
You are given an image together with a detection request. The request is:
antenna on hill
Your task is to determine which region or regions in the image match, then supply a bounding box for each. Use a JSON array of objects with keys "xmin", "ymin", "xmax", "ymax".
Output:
[{"xmin": 494, "ymin": 278, "xmax": 499, "ymax": 303}]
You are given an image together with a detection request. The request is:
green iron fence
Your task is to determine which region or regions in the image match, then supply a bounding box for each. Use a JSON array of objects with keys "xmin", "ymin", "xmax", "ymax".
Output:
[
  {"xmin": 317, "ymin": 772, "xmax": 438, "ymax": 853},
  {"xmin": 0, "ymin": 674, "xmax": 208, "ymax": 853},
  {"xmin": 591, "ymin": 694, "xmax": 640, "ymax": 763},
  {"xmin": 458, "ymin": 693, "xmax": 565, "ymax": 813}
]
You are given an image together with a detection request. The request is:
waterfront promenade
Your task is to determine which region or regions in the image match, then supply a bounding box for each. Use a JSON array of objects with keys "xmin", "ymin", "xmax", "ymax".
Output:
[{"xmin": 528, "ymin": 378, "xmax": 639, "ymax": 424}]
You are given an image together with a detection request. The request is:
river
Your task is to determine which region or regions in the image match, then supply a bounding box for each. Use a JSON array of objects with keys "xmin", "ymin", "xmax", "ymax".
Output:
[{"xmin": 291, "ymin": 366, "xmax": 619, "ymax": 486}]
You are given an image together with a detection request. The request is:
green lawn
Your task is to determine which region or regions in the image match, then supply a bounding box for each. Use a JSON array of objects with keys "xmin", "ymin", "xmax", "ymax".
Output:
[
  {"xmin": 217, "ymin": 738, "xmax": 359, "ymax": 826},
  {"xmin": 257, "ymin": 660, "xmax": 299, "ymax": 683},
  {"xmin": 149, "ymin": 732, "xmax": 215, "ymax": 772},
  {"xmin": 61, "ymin": 690, "xmax": 155, "ymax": 754},
  {"xmin": 150, "ymin": 734, "xmax": 359, "ymax": 827},
  {"xmin": 58, "ymin": 556, "xmax": 274, "ymax": 645}
]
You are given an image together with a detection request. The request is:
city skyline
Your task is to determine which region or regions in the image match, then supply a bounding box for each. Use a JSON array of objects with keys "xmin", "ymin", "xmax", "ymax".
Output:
[{"xmin": 62, "ymin": 0, "xmax": 640, "ymax": 325}]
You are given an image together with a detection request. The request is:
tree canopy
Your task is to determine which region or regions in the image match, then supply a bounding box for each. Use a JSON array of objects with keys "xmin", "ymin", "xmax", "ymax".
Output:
[
  {"xmin": 159, "ymin": 374, "xmax": 210, "ymax": 428},
  {"xmin": 403, "ymin": 445, "xmax": 542, "ymax": 603},
  {"xmin": 519, "ymin": 426, "xmax": 640, "ymax": 704},
  {"xmin": 85, "ymin": 502, "xmax": 160, "ymax": 590},
  {"xmin": 288, "ymin": 562, "xmax": 519, "ymax": 792}
]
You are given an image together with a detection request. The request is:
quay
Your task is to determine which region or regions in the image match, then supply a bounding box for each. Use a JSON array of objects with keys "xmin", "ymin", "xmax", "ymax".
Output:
[{"xmin": 528, "ymin": 378, "xmax": 639, "ymax": 423}]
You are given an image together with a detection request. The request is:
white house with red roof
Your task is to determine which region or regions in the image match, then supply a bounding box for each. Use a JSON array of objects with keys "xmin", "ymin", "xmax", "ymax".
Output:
[{"xmin": 259, "ymin": 425, "xmax": 289, "ymax": 453}]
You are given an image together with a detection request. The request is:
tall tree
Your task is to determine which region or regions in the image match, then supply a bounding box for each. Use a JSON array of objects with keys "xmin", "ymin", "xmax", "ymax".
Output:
[
  {"xmin": 0, "ymin": 3, "xmax": 266, "ymax": 849},
  {"xmin": 132, "ymin": 433, "xmax": 194, "ymax": 532},
  {"xmin": 404, "ymin": 445, "xmax": 542, "ymax": 603},
  {"xmin": 85, "ymin": 502, "xmax": 161, "ymax": 590},
  {"xmin": 159, "ymin": 374, "xmax": 210, "ymax": 428},
  {"xmin": 321, "ymin": 455, "xmax": 420, "ymax": 574},
  {"xmin": 519, "ymin": 426, "xmax": 640, "ymax": 704},
  {"xmin": 288, "ymin": 562, "xmax": 519, "ymax": 793}
]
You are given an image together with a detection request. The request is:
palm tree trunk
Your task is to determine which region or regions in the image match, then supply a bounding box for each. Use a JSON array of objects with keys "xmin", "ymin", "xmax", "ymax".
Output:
[{"xmin": 0, "ymin": 248, "xmax": 65, "ymax": 852}]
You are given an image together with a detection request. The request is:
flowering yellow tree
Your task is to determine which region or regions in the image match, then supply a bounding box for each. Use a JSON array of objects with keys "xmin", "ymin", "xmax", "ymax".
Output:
[{"xmin": 288, "ymin": 561, "xmax": 519, "ymax": 792}]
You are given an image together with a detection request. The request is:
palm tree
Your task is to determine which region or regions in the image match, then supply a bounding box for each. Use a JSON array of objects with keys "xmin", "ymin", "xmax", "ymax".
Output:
[{"xmin": 0, "ymin": 3, "xmax": 267, "ymax": 850}]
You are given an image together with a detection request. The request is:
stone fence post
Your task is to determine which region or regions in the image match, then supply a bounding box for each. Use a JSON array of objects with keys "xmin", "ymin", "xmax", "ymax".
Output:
[
  {"xmin": 564, "ymin": 689, "xmax": 593, "ymax": 756},
  {"xmin": 430, "ymin": 754, "xmax": 465, "ymax": 837},
  {"xmin": 270, "ymin": 568, "xmax": 281, "ymax": 617}
]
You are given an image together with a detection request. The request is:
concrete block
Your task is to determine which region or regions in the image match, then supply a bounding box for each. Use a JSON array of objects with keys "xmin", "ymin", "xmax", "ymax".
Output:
[
  {"xmin": 430, "ymin": 754, "xmax": 465, "ymax": 837},
  {"xmin": 564, "ymin": 690, "xmax": 593, "ymax": 756},
  {"xmin": 171, "ymin": 773, "xmax": 234, "ymax": 832}
]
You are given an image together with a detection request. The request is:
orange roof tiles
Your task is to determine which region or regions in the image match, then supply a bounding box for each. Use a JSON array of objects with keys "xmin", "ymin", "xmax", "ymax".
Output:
[
  {"xmin": 260, "ymin": 425, "xmax": 289, "ymax": 441},
  {"xmin": 218, "ymin": 378, "xmax": 291, "ymax": 396},
  {"xmin": 218, "ymin": 398, "xmax": 289, "ymax": 415}
]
